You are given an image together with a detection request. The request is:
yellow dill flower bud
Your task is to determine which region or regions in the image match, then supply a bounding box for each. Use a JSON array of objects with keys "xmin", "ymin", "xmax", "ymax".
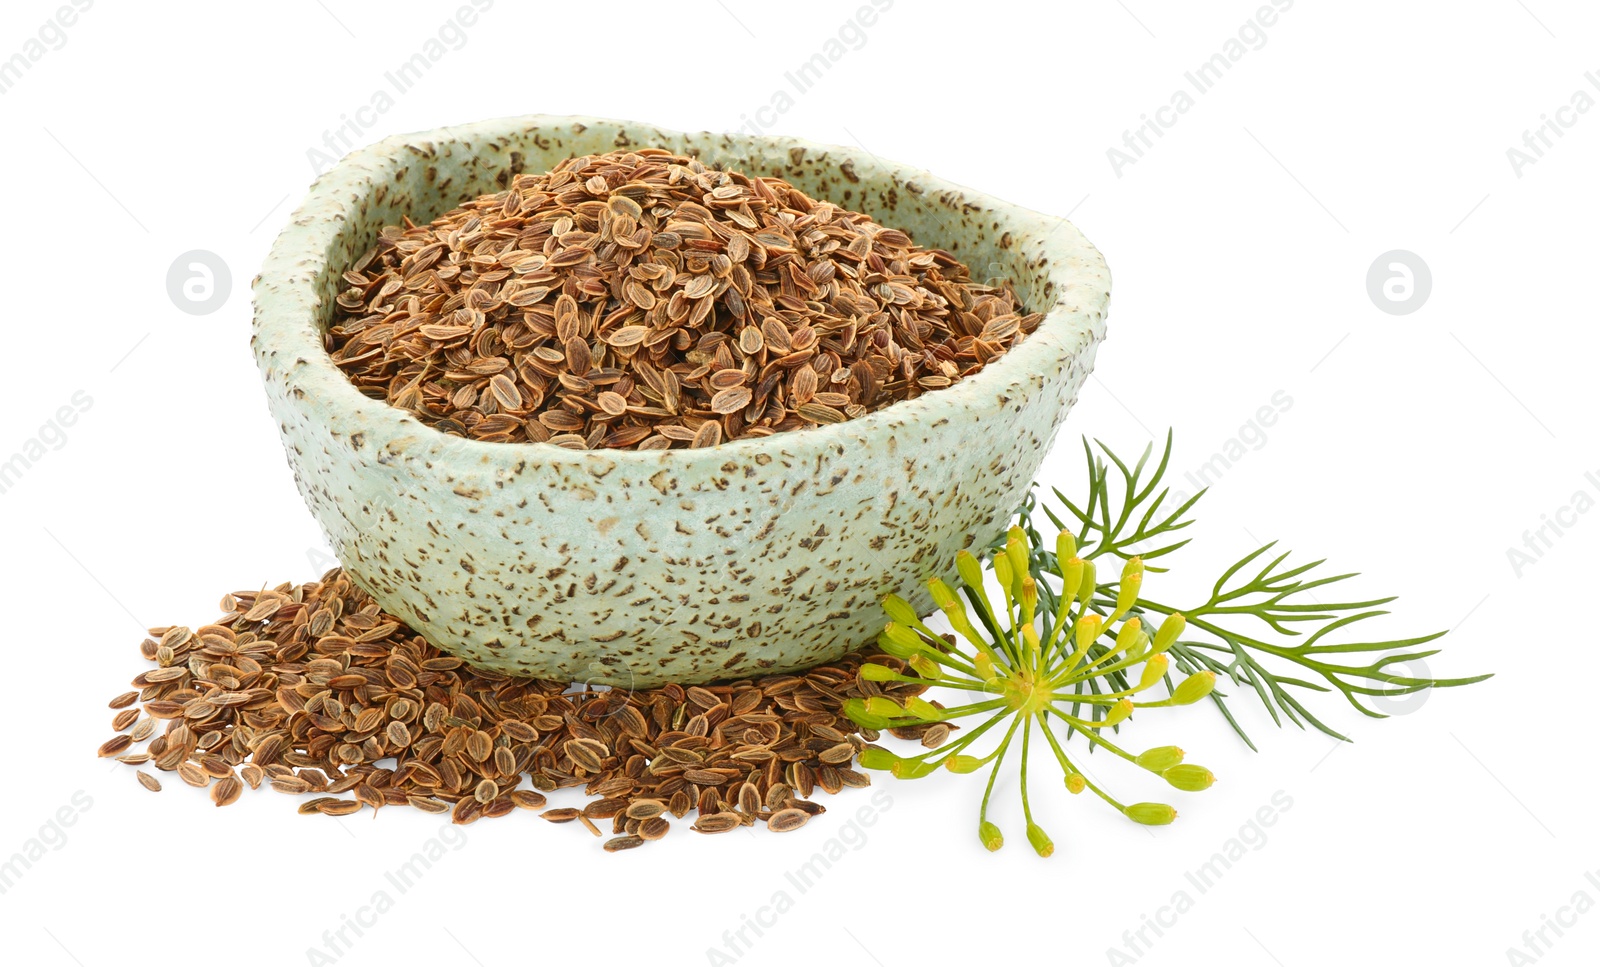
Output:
[
  {"xmin": 881, "ymin": 594, "xmax": 924, "ymax": 630},
  {"xmin": 956, "ymin": 549, "xmax": 985, "ymax": 592},
  {"xmin": 1153, "ymin": 612, "xmax": 1186, "ymax": 653},
  {"xmin": 974, "ymin": 651, "xmax": 997, "ymax": 683},
  {"xmin": 1103, "ymin": 698, "xmax": 1134, "ymax": 726},
  {"xmin": 1075, "ymin": 613, "xmax": 1103, "ymax": 655},
  {"xmin": 993, "ymin": 554, "xmax": 1015, "ymax": 606},
  {"xmin": 865, "ymin": 696, "xmax": 903, "ymax": 718},
  {"xmin": 908, "ymin": 654, "xmax": 941, "ymax": 679},
  {"xmin": 1021, "ymin": 621, "xmax": 1042, "ymax": 654},
  {"xmin": 945, "ymin": 755, "xmax": 983, "ymax": 773},
  {"xmin": 927, "ymin": 577, "xmax": 960, "ymax": 611},
  {"xmin": 979, "ymin": 820, "xmax": 1004, "ymax": 851},
  {"xmin": 1116, "ymin": 617, "xmax": 1144, "ymax": 657},
  {"xmin": 858, "ymin": 663, "xmax": 899, "ymax": 682},
  {"xmin": 857, "ymin": 747, "xmax": 898, "ymax": 770},
  {"xmin": 1135, "ymin": 746, "xmax": 1185, "ymax": 773},
  {"xmin": 1123, "ymin": 802, "xmax": 1179, "ymax": 826},
  {"xmin": 905, "ymin": 697, "xmax": 942, "ymax": 721},
  {"xmin": 1076, "ymin": 558, "xmax": 1098, "ymax": 605},
  {"xmin": 1112, "ymin": 558, "xmax": 1144, "ymax": 619},
  {"xmin": 891, "ymin": 757, "xmax": 939, "ymax": 779},
  {"xmin": 1064, "ymin": 772, "xmax": 1087, "ymax": 794},
  {"xmin": 1006, "ymin": 527, "xmax": 1030, "ymax": 594},
  {"xmin": 876, "ymin": 631, "xmax": 913, "ymax": 659},
  {"xmin": 841, "ymin": 699, "xmax": 890, "ymax": 730},
  {"xmin": 884, "ymin": 622, "xmax": 924, "ymax": 649},
  {"xmin": 1059, "ymin": 557, "xmax": 1085, "ymax": 607},
  {"xmin": 1020, "ymin": 575, "xmax": 1038, "ymax": 623},
  {"xmin": 1162, "ymin": 764, "xmax": 1216, "ymax": 791},
  {"xmin": 1026, "ymin": 822, "xmax": 1055, "ymax": 857},
  {"xmin": 1171, "ymin": 671, "xmax": 1217, "ymax": 705},
  {"xmin": 1056, "ymin": 530, "xmax": 1077, "ymax": 565},
  {"xmin": 1138, "ymin": 654, "xmax": 1171, "ymax": 691}
]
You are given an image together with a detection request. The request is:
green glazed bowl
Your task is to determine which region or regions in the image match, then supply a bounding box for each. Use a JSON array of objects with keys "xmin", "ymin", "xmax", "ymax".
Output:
[{"xmin": 252, "ymin": 114, "xmax": 1109, "ymax": 686}]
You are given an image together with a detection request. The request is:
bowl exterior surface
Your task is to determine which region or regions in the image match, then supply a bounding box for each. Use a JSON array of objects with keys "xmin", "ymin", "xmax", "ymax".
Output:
[{"xmin": 252, "ymin": 115, "xmax": 1109, "ymax": 685}]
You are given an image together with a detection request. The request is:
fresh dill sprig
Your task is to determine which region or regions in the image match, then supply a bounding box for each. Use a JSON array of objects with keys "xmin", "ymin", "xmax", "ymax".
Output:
[
  {"xmin": 846, "ymin": 435, "xmax": 1488, "ymax": 855},
  {"xmin": 1008, "ymin": 432, "xmax": 1491, "ymax": 748}
]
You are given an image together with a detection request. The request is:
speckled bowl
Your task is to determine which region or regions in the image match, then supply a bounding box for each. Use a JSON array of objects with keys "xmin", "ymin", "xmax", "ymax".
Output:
[{"xmin": 252, "ymin": 114, "xmax": 1109, "ymax": 686}]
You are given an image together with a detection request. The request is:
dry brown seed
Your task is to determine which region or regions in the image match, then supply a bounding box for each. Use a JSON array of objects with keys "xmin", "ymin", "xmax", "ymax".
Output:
[
  {"xmin": 109, "ymin": 690, "xmax": 140, "ymax": 710},
  {"xmin": 211, "ymin": 776, "xmax": 243, "ymax": 807},
  {"xmin": 564, "ymin": 738, "xmax": 608, "ymax": 773},
  {"xmin": 710, "ymin": 386, "xmax": 752, "ymax": 415},
  {"xmin": 921, "ymin": 723, "xmax": 952, "ymax": 748},
  {"xmin": 820, "ymin": 742, "xmax": 857, "ymax": 764},
  {"xmin": 639, "ymin": 816, "xmax": 670, "ymax": 841},
  {"xmin": 603, "ymin": 834, "xmax": 644, "ymax": 852},
  {"xmin": 510, "ymin": 790, "xmax": 547, "ymax": 810},
  {"xmin": 689, "ymin": 420, "xmax": 722, "ymax": 449},
  {"xmin": 97, "ymin": 735, "xmax": 133, "ymax": 758},
  {"xmin": 768, "ymin": 808, "xmax": 811, "ymax": 832},
  {"xmin": 796, "ymin": 402, "xmax": 846, "ymax": 424},
  {"xmin": 321, "ymin": 799, "xmax": 364, "ymax": 817},
  {"xmin": 692, "ymin": 812, "xmax": 743, "ymax": 834},
  {"xmin": 625, "ymin": 799, "xmax": 666, "ymax": 820},
  {"xmin": 385, "ymin": 721, "xmax": 412, "ymax": 748},
  {"xmin": 607, "ymin": 325, "xmax": 649, "ymax": 347},
  {"xmin": 177, "ymin": 761, "xmax": 209, "ymax": 788},
  {"xmin": 136, "ymin": 771, "xmax": 162, "ymax": 793},
  {"xmin": 111, "ymin": 708, "xmax": 141, "ymax": 732},
  {"xmin": 452, "ymin": 799, "xmax": 483, "ymax": 825},
  {"xmin": 493, "ymin": 745, "xmax": 516, "ymax": 778},
  {"xmin": 489, "ymin": 374, "xmax": 523, "ymax": 409},
  {"xmin": 541, "ymin": 808, "xmax": 582, "ymax": 824}
]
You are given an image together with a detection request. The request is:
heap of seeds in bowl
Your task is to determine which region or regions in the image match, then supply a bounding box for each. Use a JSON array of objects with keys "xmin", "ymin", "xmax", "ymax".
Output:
[
  {"xmin": 98, "ymin": 569, "xmax": 938, "ymax": 850},
  {"xmin": 326, "ymin": 148, "xmax": 1041, "ymax": 448}
]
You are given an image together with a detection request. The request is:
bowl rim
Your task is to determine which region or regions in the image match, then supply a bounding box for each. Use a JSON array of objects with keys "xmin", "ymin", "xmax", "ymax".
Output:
[{"xmin": 252, "ymin": 113, "xmax": 1110, "ymax": 470}]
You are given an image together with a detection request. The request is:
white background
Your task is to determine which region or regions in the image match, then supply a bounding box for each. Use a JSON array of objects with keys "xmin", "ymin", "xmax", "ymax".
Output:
[{"xmin": 0, "ymin": 1, "xmax": 1593, "ymax": 965}]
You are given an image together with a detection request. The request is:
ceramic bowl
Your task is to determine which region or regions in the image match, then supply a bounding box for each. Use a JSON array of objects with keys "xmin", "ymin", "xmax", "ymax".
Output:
[{"xmin": 252, "ymin": 114, "xmax": 1109, "ymax": 686}]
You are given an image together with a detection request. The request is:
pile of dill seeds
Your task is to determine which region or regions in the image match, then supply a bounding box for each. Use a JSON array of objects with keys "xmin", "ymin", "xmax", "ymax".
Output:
[
  {"xmin": 327, "ymin": 148, "xmax": 1041, "ymax": 449},
  {"xmin": 98, "ymin": 569, "xmax": 933, "ymax": 851}
]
